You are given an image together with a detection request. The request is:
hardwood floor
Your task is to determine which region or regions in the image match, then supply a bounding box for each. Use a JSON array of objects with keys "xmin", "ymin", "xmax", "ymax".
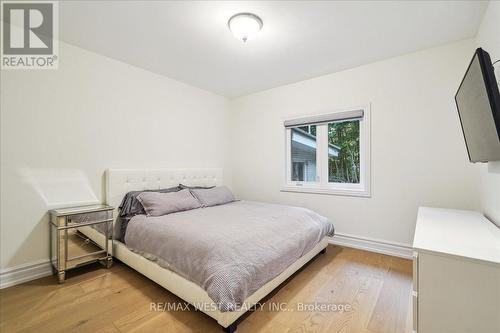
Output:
[{"xmin": 0, "ymin": 246, "xmax": 413, "ymax": 333}]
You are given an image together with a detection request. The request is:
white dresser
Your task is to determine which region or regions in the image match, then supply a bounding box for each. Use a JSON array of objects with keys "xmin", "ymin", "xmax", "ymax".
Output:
[{"xmin": 412, "ymin": 207, "xmax": 500, "ymax": 333}]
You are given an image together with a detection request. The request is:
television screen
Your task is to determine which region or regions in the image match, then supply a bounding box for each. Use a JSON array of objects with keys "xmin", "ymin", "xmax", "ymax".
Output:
[{"xmin": 455, "ymin": 48, "xmax": 500, "ymax": 163}]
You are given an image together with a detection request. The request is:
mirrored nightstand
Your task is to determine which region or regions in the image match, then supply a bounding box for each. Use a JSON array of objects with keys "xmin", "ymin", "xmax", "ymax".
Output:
[{"xmin": 49, "ymin": 204, "xmax": 114, "ymax": 283}]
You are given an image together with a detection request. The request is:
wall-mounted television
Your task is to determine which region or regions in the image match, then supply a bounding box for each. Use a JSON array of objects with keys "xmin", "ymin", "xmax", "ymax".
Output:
[{"xmin": 455, "ymin": 48, "xmax": 500, "ymax": 163}]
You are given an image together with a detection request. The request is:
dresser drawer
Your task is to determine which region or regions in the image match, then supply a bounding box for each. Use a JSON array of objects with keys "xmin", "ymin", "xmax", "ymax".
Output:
[
  {"xmin": 412, "ymin": 251, "xmax": 419, "ymax": 332},
  {"xmin": 412, "ymin": 251, "xmax": 418, "ymax": 292},
  {"xmin": 412, "ymin": 290, "xmax": 418, "ymax": 332}
]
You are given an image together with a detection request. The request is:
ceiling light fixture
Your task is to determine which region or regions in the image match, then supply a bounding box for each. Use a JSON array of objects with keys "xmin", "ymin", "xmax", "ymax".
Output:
[{"xmin": 228, "ymin": 13, "xmax": 263, "ymax": 43}]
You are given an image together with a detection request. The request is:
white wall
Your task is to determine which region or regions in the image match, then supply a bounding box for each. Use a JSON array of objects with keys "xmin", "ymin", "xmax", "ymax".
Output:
[
  {"xmin": 475, "ymin": 1, "xmax": 500, "ymax": 226},
  {"xmin": 2, "ymin": 11, "xmax": 495, "ymax": 273},
  {"xmin": 229, "ymin": 39, "xmax": 480, "ymax": 246},
  {"xmin": 0, "ymin": 41, "xmax": 230, "ymax": 270}
]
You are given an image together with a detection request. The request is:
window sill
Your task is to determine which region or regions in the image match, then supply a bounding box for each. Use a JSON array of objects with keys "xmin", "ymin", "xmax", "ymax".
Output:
[{"xmin": 280, "ymin": 185, "xmax": 371, "ymax": 198}]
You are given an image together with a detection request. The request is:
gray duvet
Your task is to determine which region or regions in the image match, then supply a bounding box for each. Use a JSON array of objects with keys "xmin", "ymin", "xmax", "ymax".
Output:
[{"xmin": 124, "ymin": 200, "xmax": 334, "ymax": 311}]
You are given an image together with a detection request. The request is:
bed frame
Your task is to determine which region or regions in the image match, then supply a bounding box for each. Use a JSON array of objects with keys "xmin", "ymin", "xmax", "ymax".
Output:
[{"xmin": 79, "ymin": 168, "xmax": 328, "ymax": 332}]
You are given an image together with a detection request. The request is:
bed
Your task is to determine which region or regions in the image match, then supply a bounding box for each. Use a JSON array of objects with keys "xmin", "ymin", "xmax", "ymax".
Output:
[{"xmin": 79, "ymin": 168, "xmax": 332, "ymax": 332}]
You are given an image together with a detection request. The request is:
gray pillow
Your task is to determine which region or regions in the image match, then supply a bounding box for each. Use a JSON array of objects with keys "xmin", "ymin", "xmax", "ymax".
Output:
[
  {"xmin": 190, "ymin": 186, "xmax": 236, "ymax": 207},
  {"xmin": 117, "ymin": 186, "xmax": 180, "ymax": 240},
  {"xmin": 179, "ymin": 184, "xmax": 215, "ymax": 190},
  {"xmin": 137, "ymin": 189, "xmax": 201, "ymax": 216}
]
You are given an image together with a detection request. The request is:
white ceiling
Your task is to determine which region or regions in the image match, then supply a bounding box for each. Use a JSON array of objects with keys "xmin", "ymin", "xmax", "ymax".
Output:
[{"xmin": 59, "ymin": 1, "xmax": 488, "ymax": 98}]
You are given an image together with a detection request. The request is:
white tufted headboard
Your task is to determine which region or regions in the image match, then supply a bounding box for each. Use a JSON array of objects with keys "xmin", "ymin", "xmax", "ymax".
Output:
[{"xmin": 105, "ymin": 168, "xmax": 223, "ymax": 217}]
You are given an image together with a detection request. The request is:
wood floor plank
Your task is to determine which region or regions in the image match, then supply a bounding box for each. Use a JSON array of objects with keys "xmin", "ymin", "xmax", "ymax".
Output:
[
  {"xmin": 0, "ymin": 246, "xmax": 413, "ymax": 333},
  {"xmin": 366, "ymin": 257, "xmax": 412, "ymax": 333}
]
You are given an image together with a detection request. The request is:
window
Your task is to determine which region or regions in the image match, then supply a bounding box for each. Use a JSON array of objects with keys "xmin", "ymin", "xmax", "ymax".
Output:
[
  {"xmin": 283, "ymin": 106, "xmax": 370, "ymax": 197},
  {"xmin": 328, "ymin": 120, "xmax": 360, "ymax": 184},
  {"xmin": 291, "ymin": 125, "xmax": 317, "ymax": 182},
  {"xmin": 291, "ymin": 161, "xmax": 305, "ymax": 181}
]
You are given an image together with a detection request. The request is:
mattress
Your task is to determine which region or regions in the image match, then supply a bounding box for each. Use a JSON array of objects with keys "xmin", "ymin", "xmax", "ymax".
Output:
[{"xmin": 124, "ymin": 200, "xmax": 334, "ymax": 311}]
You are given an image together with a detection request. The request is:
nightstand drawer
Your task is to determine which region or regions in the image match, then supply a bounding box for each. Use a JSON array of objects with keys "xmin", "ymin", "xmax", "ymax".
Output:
[
  {"xmin": 66, "ymin": 211, "xmax": 112, "ymax": 227},
  {"xmin": 65, "ymin": 229, "xmax": 106, "ymax": 269}
]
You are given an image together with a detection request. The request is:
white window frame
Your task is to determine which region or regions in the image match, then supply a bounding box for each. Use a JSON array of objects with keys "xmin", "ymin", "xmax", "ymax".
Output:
[{"xmin": 282, "ymin": 105, "xmax": 371, "ymax": 197}]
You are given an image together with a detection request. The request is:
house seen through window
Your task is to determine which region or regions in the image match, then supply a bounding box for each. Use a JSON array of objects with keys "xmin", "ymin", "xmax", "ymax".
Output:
[{"xmin": 291, "ymin": 125, "xmax": 317, "ymax": 182}]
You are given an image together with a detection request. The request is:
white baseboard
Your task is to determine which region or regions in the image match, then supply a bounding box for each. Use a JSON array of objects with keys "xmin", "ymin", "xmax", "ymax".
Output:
[
  {"xmin": 0, "ymin": 259, "xmax": 53, "ymax": 289},
  {"xmin": 329, "ymin": 233, "xmax": 413, "ymax": 259},
  {"xmin": 0, "ymin": 233, "xmax": 412, "ymax": 289}
]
